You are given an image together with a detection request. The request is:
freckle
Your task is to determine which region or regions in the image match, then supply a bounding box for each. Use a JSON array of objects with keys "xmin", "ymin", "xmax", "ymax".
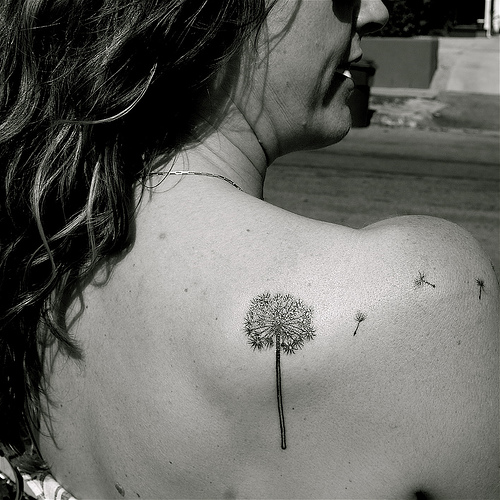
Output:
[
  {"xmin": 246, "ymin": 228, "xmax": 251, "ymax": 232},
  {"xmin": 184, "ymin": 288, "xmax": 188, "ymax": 292},
  {"xmin": 159, "ymin": 232, "xmax": 166, "ymax": 240},
  {"xmin": 115, "ymin": 483, "xmax": 125, "ymax": 497}
]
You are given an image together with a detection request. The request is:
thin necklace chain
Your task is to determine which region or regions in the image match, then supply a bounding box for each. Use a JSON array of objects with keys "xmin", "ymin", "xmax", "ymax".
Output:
[{"xmin": 149, "ymin": 170, "xmax": 243, "ymax": 191}]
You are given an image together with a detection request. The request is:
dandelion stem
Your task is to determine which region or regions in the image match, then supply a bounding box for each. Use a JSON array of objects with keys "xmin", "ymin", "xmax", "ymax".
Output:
[{"xmin": 275, "ymin": 333, "xmax": 286, "ymax": 450}]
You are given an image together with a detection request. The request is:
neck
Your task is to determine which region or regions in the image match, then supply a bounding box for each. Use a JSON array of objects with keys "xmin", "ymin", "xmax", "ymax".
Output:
[{"xmin": 165, "ymin": 108, "xmax": 268, "ymax": 198}]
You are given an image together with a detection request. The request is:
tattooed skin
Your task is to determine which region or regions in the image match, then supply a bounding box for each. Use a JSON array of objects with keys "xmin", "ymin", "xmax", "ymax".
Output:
[
  {"xmin": 414, "ymin": 271, "xmax": 436, "ymax": 289},
  {"xmin": 475, "ymin": 278, "xmax": 485, "ymax": 300},
  {"xmin": 353, "ymin": 311, "xmax": 367, "ymax": 336},
  {"xmin": 244, "ymin": 292, "xmax": 315, "ymax": 449}
]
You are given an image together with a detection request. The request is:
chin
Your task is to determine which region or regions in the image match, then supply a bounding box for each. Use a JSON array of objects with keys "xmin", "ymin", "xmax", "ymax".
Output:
[
  {"xmin": 280, "ymin": 107, "xmax": 352, "ymax": 155},
  {"xmin": 310, "ymin": 118, "xmax": 352, "ymax": 150},
  {"xmin": 315, "ymin": 100, "xmax": 354, "ymax": 143}
]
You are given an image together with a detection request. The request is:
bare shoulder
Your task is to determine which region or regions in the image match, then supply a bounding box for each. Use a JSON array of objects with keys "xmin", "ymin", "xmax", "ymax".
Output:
[
  {"xmin": 308, "ymin": 215, "xmax": 499, "ymax": 498},
  {"xmin": 352, "ymin": 214, "xmax": 498, "ymax": 306},
  {"xmin": 305, "ymin": 214, "xmax": 499, "ymax": 323},
  {"xmin": 225, "ymin": 211, "xmax": 499, "ymax": 497},
  {"xmin": 361, "ymin": 214, "xmax": 495, "ymax": 267}
]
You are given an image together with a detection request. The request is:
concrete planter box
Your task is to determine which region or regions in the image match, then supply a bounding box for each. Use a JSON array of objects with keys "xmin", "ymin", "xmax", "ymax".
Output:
[{"xmin": 360, "ymin": 37, "xmax": 439, "ymax": 89}]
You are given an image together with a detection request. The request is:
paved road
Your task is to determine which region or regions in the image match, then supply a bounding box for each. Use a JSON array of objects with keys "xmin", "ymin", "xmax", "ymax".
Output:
[{"xmin": 265, "ymin": 126, "xmax": 500, "ymax": 273}]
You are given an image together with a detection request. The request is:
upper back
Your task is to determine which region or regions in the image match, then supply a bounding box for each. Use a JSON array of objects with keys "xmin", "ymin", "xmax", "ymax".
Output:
[{"xmin": 40, "ymin": 184, "xmax": 499, "ymax": 499}]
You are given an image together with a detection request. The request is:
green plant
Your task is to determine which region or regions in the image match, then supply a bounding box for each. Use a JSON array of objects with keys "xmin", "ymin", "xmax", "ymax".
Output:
[
  {"xmin": 374, "ymin": 0, "xmax": 458, "ymax": 37},
  {"xmin": 378, "ymin": 0, "xmax": 419, "ymax": 37}
]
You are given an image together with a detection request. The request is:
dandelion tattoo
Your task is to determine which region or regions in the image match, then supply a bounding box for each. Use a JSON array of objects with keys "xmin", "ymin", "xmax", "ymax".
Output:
[
  {"xmin": 414, "ymin": 271, "xmax": 436, "ymax": 289},
  {"xmin": 244, "ymin": 292, "xmax": 315, "ymax": 450},
  {"xmin": 353, "ymin": 311, "xmax": 367, "ymax": 336},
  {"xmin": 476, "ymin": 278, "xmax": 485, "ymax": 300}
]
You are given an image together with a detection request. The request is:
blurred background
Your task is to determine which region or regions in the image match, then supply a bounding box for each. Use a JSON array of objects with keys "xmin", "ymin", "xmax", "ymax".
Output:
[
  {"xmin": 264, "ymin": 0, "xmax": 499, "ymax": 274},
  {"xmin": 370, "ymin": 0, "xmax": 499, "ymax": 37}
]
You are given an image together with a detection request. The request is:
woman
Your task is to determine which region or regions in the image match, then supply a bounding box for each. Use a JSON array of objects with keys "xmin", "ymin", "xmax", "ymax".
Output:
[{"xmin": 1, "ymin": 1, "xmax": 498, "ymax": 498}]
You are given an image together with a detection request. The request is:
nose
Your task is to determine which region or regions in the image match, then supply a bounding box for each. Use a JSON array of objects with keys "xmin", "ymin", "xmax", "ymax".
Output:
[{"xmin": 356, "ymin": 0, "xmax": 389, "ymax": 37}]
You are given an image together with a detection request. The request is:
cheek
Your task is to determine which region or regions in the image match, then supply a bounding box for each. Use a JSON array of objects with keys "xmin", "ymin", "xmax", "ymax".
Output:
[
  {"xmin": 269, "ymin": 46, "xmax": 339, "ymax": 105},
  {"xmin": 264, "ymin": 48, "xmax": 353, "ymax": 148},
  {"xmin": 279, "ymin": 40, "xmax": 353, "ymax": 113}
]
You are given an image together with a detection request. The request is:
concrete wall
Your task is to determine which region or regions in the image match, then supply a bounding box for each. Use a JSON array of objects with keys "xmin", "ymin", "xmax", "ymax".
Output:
[{"xmin": 361, "ymin": 37, "xmax": 439, "ymax": 89}]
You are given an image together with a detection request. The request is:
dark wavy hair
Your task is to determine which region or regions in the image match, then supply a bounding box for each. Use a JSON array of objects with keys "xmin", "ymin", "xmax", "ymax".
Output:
[{"xmin": 0, "ymin": 0, "xmax": 274, "ymax": 472}]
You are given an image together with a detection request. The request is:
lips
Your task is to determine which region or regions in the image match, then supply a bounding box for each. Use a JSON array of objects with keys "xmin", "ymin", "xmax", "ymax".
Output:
[{"xmin": 335, "ymin": 53, "xmax": 362, "ymax": 81}]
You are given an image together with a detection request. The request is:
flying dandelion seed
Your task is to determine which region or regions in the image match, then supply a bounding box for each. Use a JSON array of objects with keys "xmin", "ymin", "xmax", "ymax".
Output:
[
  {"xmin": 353, "ymin": 311, "xmax": 366, "ymax": 336},
  {"xmin": 475, "ymin": 278, "xmax": 485, "ymax": 300},
  {"xmin": 414, "ymin": 272, "xmax": 436, "ymax": 289},
  {"xmin": 244, "ymin": 292, "xmax": 315, "ymax": 450}
]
